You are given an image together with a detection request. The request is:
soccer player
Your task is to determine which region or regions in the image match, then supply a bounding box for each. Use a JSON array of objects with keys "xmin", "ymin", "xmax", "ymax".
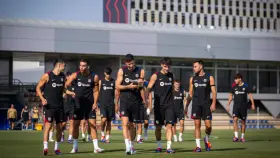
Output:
[
  {"xmin": 64, "ymin": 72, "xmax": 75, "ymax": 143},
  {"xmin": 36, "ymin": 59, "xmax": 66, "ymax": 155},
  {"xmin": 21, "ymin": 105, "xmax": 30, "ymax": 130},
  {"xmin": 172, "ymin": 80, "xmax": 186, "ymax": 142},
  {"xmin": 145, "ymin": 57, "xmax": 175, "ymax": 154},
  {"xmin": 99, "ymin": 67, "xmax": 117, "ymax": 143},
  {"xmin": 7, "ymin": 104, "xmax": 17, "ymax": 130},
  {"xmin": 226, "ymin": 74, "xmax": 255, "ymax": 142},
  {"xmin": 185, "ymin": 60, "xmax": 216, "ymax": 152},
  {"xmin": 65, "ymin": 59, "xmax": 104, "ymax": 154},
  {"xmin": 115, "ymin": 54, "xmax": 145, "ymax": 154},
  {"xmin": 31, "ymin": 106, "xmax": 39, "ymax": 130}
]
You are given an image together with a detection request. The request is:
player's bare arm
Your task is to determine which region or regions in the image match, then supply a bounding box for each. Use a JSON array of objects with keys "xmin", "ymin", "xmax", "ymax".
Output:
[
  {"xmin": 248, "ymin": 93, "xmax": 255, "ymax": 110},
  {"xmin": 115, "ymin": 89, "xmax": 120, "ymax": 113},
  {"xmin": 21, "ymin": 109, "xmax": 23, "ymax": 119},
  {"xmin": 139, "ymin": 69, "xmax": 145, "ymax": 104},
  {"xmin": 184, "ymin": 77, "xmax": 193, "ymax": 115},
  {"xmin": 36, "ymin": 74, "xmax": 49, "ymax": 106},
  {"xmin": 210, "ymin": 76, "xmax": 217, "ymax": 112},
  {"xmin": 65, "ymin": 72, "xmax": 77, "ymax": 88},
  {"xmin": 92, "ymin": 74, "xmax": 100, "ymax": 111},
  {"xmin": 145, "ymin": 74, "xmax": 157, "ymax": 111},
  {"xmin": 227, "ymin": 93, "xmax": 233, "ymax": 112},
  {"xmin": 116, "ymin": 68, "xmax": 138, "ymax": 90}
]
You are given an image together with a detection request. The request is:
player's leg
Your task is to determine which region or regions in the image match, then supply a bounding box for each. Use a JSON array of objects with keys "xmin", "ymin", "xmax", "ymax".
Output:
[
  {"xmin": 136, "ymin": 123, "xmax": 143, "ymax": 143},
  {"xmin": 11, "ymin": 119, "xmax": 15, "ymax": 130},
  {"xmin": 178, "ymin": 119, "xmax": 184, "ymax": 142},
  {"xmin": 88, "ymin": 117, "xmax": 104, "ymax": 153},
  {"xmin": 120, "ymin": 102, "xmax": 131, "ymax": 154},
  {"xmin": 192, "ymin": 105, "xmax": 202, "ymax": 152},
  {"xmin": 80, "ymin": 119, "xmax": 86, "ymax": 141},
  {"xmin": 70, "ymin": 107, "xmax": 82, "ymax": 153},
  {"xmin": 53, "ymin": 109, "xmax": 64, "ymax": 155},
  {"xmin": 232, "ymin": 106, "xmax": 239, "ymax": 142},
  {"xmin": 105, "ymin": 105, "xmax": 114, "ymax": 143},
  {"xmin": 49, "ymin": 123, "xmax": 55, "ymax": 142},
  {"xmin": 86, "ymin": 120, "xmax": 92, "ymax": 142},
  {"xmin": 172, "ymin": 121, "xmax": 178, "ymax": 142},
  {"xmin": 240, "ymin": 107, "xmax": 247, "ymax": 142},
  {"xmin": 43, "ymin": 109, "xmax": 54, "ymax": 155},
  {"xmin": 100, "ymin": 105, "xmax": 107, "ymax": 142},
  {"xmin": 165, "ymin": 106, "xmax": 175, "ymax": 153},
  {"xmin": 154, "ymin": 106, "xmax": 163, "ymax": 152},
  {"xmin": 61, "ymin": 121, "xmax": 66, "ymax": 142},
  {"xmin": 143, "ymin": 119, "xmax": 149, "ymax": 140},
  {"xmin": 203, "ymin": 106, "xmax": 212, "ymax": 151},
  {"xmin": 68, "ymin": 118, "xmax": 74, "ymax": 143}
]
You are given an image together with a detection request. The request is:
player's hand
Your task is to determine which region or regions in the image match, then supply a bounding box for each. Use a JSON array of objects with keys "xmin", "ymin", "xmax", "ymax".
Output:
[
  {"xmin": 70, "ymin": 92, "xmax": 76, "ymax": 98},
  {"xmin": 41, "ymin": 98, "xmax": 47, "ymax": 106},
  {"xmin": 92, "ymin": 103, "xmax": 98, "ymax": 111},
  {"xmin": 226, "ymin": 106, "xmax": 230, "ymax": 112},
  {"xmin": 137, "ymin": 78, "xmax": 144, "ymax": 88},
  {"xmin": 62, "ymin": 93, "xmax": 67, "ymax": 98},
  {"xmin": 210, "ymin": 103, "xmax": 216, "ymax": 112},
  {"xmin": 251, "ymin": 105, "xmax": 256, "ymax": 110},
  {"xmin": 128, "ymin": 83, "xmax": 138, "ymax": 89}
]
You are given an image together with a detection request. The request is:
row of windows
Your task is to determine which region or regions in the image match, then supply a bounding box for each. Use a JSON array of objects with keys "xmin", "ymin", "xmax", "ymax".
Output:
[
  {"xmin": 134, "ymin": 10, "xmax": 279, "ymax": 30},
  {"xmin": 131, "ymin": 0, "xmax": 280, "ymax": 18}
]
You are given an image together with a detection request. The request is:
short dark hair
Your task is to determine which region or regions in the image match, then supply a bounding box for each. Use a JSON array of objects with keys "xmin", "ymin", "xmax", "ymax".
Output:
[
  {"xmin": 174, "ymin": 79, "xmax": 180, "ymax": 83},
  {"xmin": 104, "ymin": 67, "xmax": 112, "ymax": 75},
  {"xmin": 124, "ymin": 54, "xmax": 134, "ymax": 62},
  {"xmin": 160, "ymin": 57, "xmax": 172, "ymax": 66},
  {"xmin": 234, "ymin": 73, "xmax": 243, "ymax": 79},
  {"xmin": 193, "ymin": 60, "xmax": 204, "ymax": 67},
  {"xmin": 80, "ymin": 59, "xmax": 89, "ymax": 65},
  {"xmin": 53, "ymin": 58, "xmax": 65, "ymax": 66}
]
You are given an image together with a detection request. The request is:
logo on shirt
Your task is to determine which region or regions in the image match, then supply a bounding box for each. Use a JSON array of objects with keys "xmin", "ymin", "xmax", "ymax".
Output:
[
  {"xmin": 61, "ymin": 78, "xmax": 64, "ymax": 82},
  {"xmin": 235, "ymin": 91, "xmax": 245, "ymax": 95},
  {"xmin": 48, "ymin": 117, "xmax": 51, "ymax": 122},
  {"xmin": 72, "ymin": 88, "xmax": 75, "ymax": 91},
  {"xmin": 204, "ymin": 79, "xmax": 207, "ymax": 82},
  {"xmin": 180, "ymin": 93, "xmax": 182, "ymax": 96},
  {"xmin": 77, "ymin": 82, "xmax": 90, "ymax": 87},
  {"xmin": 243, "ymin": 88, "xmax": 245, "ymax": 90},
  {"xmin": 174, "ymin": 96, "xmax": 182, "ymax": 100},
  {"xmin": 169, "ymin": 78, "xmax": 172, "ymax": 81},
  {"xmin": 74, "ymin": 114, "xmax": 77, "ymax": 118},
  {"xmin": 52, "ymin": 83, "xmax": 56, "ymax": 87},
  {"xmin": 135, "ymin": 74, "xmax": 139, "ymax": 78},
  {"xmin": 194, "ymin": 83, "xmax": 207, "ymax": 87},
  {"xmin": 111, "ymin": 83, "xmax": 114, "ymax": 86},
  {"xmin": 125, "ymin": 78, "xmax": 130, "ymax": 83},
  {"xmin": 160, "ymin": 82, "xmax": 172, "ymax": 86},
  {"xmin": 88, "ymin": 79, "xmax": 91, "ymax": 83},
  {"xmin": 103, "ymin": 86, "xmax": 113, "ymax": 90}
]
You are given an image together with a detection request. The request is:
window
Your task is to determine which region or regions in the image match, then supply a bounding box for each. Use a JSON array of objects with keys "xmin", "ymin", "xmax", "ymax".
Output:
[
  {"xmin": 222, "ymin": 7, "xmax": 225, "ymax": 14},
  {"xmin": 178, "ymin": 4, "xmax": 182, "ymax": 12},
  {"xmin": 144, "ymin": 12, "xmax": 147, "ymax": 22},
  {"xmin": 193, "ymin": 0, "xmax": 196, "ymax": 4},
  {"xmin": 270, "ymin": 11, "xmax": 273, "ymax": 18},
  {"xmin": 271, "ymin": 3, "xmax": 274, "ymax": 10},
  {"xmin": 237, "ymin": 8, "xmax": 240, "ymax": 16},
  {"xmin": 264, "ymin": 3, "xmax": 267, "ymax": 10},
  {"xmin": 151, "ymin": 11, "xmax": 155, "ymax": 22},
  {"xmin": 201, "ymin": 0, "xmax": 204, "ymax": 5},
  {"xmin": 267, "ymin": 19, "xmax": 270, "ymax": 30},
  {"xmin": 163, "ymin": 3, "xmax": 166, "ymax": 11},
  {"xmin": 229, "ymin": 1, "xmax": 232, "ymax": 7},
  {"xmin": 215, "ymin": 0, "xmax": 218, "ymax": 6},
  {"xmin": 233, "ymin": 17, "xmax": 236, "ymax": 28},
  {"xmin": 131, "ymin": 1, "xmax": 135, "ymax": 9},
  {"xmin": 250, "ymin": 2, "xmax": 253, "ymax": 9},
  {"xmin": 257, "ymin": 10, "xmax": 260, "ymax": 17},
  {"xmin": 243, "ymin": 1, "xmax": 246, "ymax": 8},
  {"xmin": 260, "ymin": 18, "xmax": 263, "ymax": 29},
  {"xmin": 250, "ymin": 9, "xmax": 253, "ymax": 17},
  {"xmin": 238, "ymin": 62, "xmax": 257, "ymax": 69},
  {"xmin": 193, "ymin": 5, "xmax": 196, "ymax": 12},
  {"xmin": 217, "ymin": 61, "xmax": 236, "ymax": 68},
  {"xmin": 259, "ymin": 71, "xmax": 277, "ymax": 93},
  {"xmin": 185, "ymin": 4, "xmax": 188, "ymax": 12},
  {"xmin": 247, "ymin": 18, "xmax": 249, "ymax": 28},
  {"xmin": 229, "ymin": 8, "xmax": 232, "ymax": 15},
  {"xmin": 238, "ymin": 70, "xmax": 257, "ymax": 93},
  {"xmin": 253, "ymin": 18, "xmax": 256, "ymax": 30},
  {"xmin": 226, "ymin": 16, "xmax": 229, "ymax": 28},
  {"xmin": 208, "ymin": 6, "xmax": 211, "ymax": 14},
  {"xmin": 240, "ymin": 17, "xmax": 243, "ymax": 28},
  {"xmin": 217, "ymin": 69, "xmax": 236, "ymax": 92},
  {"xmin": 211, "ymin": 15, "xmax": 214, "ymax": 26},
  {"xmin": 140, "ymin": 0, "xmax": 143, "ymax": 9},
  {"xmin": 197, "ymin": 14, "xmax": 200, "ymax": 25},
  {"xmin": 148, "ymin": 1, "xmax": 151, "ymax": 9},
  {"xmin": 215, "ymin": 6, "xmax": 218, "ymax": 14},
  {"xmin": 182, "ymin": 13, "xmax": 185, "ymax": 25},
  {"xmin": 204, "ymin": 15, "xmax": 207, "ymax": 26},
  {"xmin": 274, "ymin": 19, "xmax": 277, "ymax": 30},
  {"xmin": 278, "ymin": 11, "xmax": 280, "ymax": 18},
  {"xmin": 201, "ymin": 6, "xmax": 204, "ymax": 13},
  {"xmin": 171, "ymin": 4, "xmax": 174, "ymax": 11},
  {"xmin": 155, "ymin": 2, "xmax": 158, "ymax": 10},
  {"xmin": 278, "ymin": 4, "xmax": 280, "ymax": 10},
  {"xmin": 145, "ymin": 67, "xmax": 161, "ymax": 79},
  {"xmin": 222, "ymin": 0, "xmax": 225, "ymax": 6},
  {"xmin": 264, "ymin": 9, "xmax": 267, "ymax": 17},
  {"xmin": 167, "ymin": 13, "xmax": 170, "ymax": 23},
  {"xmin": 175, "ymin": 14, "xmax": 178, "ymax": 24},
  {"xmin": 257, "ymin": 2, "xmax": 260, "ymax": 9},
  {"xmin": 159, "ymin": 12, "xmax": 162, "ymax": 23},
  {"xmin": 236, "ymin": 1, "xmax": 239, "ymax": 7},
  {"xmin": 135, "ymin": 11, "xmax": 139, "ymax": 22},
  {"xmin": 189, "ymin": 14, "xmax": 192, "ymax": 25},
  {"xmin": 208, "ymin": 0, "xmax": 211, "ymax": 5},
  {"xmin": 243, "ymin": 9, "xmax": 246, "ymax": 16},
  {"xmin": 259, "ymin": 63, "xmax": 278, "ymax": 69},
  {"xmin": 219, "ymin": 16, "xmax": 222, "ymax": 27}
]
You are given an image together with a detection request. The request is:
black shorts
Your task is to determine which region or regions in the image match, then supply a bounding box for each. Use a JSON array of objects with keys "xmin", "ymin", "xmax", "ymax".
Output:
[
  {"xmin": 154, "ymin": 104, "xmax": 174, "ymax": 126},
  {"xmin": 8, "ymin": 118, "xmax": 15, "ymax": 123},
  {"xmin": 64, "ymin": 106, "xmax": 74, "ymax": 120},
  {"xmin": 100, "ymin": 105, "xmax": 115, "ymax": 120},
  {"xmin": 74, "ymin": 98, "xmax": 96, "ymax": 120},
  {"xmin": 32, "ymin": 118, "xmax": 38, "ymax": 123},
  {"xmin": 174, "ymin": 111, "xmax": 185, "ymax": 123},
  {"xmin": 44, "ymin": 107, "xmax": 65, "ymax": 124},
  {"xmin": 120, "ymin": 101, "xmax": 141, "ymax": 123},
  {"xmin": 23, "ymin": 116, "xmax": 29, "ymax": 123},
  {"xmin": 232, "ymin": 105, "xmax": 247, "ymax": 120},
  {"xmin": 191, "ymin": 104, "xmax": 212, "ymax": 120}
]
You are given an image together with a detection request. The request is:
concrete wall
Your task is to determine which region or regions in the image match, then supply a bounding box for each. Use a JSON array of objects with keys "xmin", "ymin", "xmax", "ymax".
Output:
[{"xmin": 1, "ymin": 23, "xmax": 280, "ymax": 61}]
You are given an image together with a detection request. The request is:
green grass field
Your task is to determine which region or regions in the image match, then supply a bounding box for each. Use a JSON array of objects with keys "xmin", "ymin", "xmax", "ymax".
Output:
[{"xmin": 0, "ymin": 129, "xmax": 279, "ymax": 158}]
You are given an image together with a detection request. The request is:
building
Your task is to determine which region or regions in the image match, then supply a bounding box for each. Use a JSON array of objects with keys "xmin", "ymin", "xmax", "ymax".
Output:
[{"xmin": 0, "ymin": 0, "xmax": 279, "ymax": 122}]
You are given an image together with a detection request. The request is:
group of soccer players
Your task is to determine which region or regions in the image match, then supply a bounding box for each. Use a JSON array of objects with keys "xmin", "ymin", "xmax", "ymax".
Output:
[{"xmin": 36, "ymin": 53, "xmax": 255, "ymax": 155}]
